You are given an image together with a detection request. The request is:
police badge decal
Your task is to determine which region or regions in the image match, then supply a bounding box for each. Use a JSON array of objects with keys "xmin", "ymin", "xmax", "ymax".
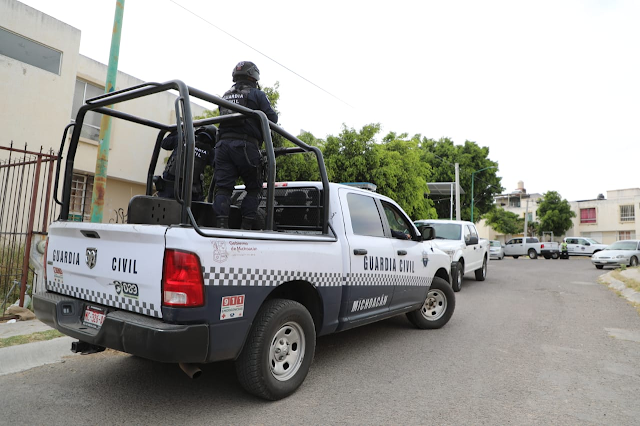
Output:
[
  {"xmin": 86, "ymin": 247, "xmax": 98, "ymax": 269},
  {"xmin": 422, "ymin": 250, "xmax": 429, "ymax": 267}
]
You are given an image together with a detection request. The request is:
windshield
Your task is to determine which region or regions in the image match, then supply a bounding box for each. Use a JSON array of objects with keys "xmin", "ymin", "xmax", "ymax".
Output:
[
  {"xmin": 418, "ymin": 222, "xmax": 461, "ymax": 240},
  {"xmin": 606, "ymin": 241, "xmax": 638, "ymax": 251},
  {"xmin": 490, "ymin": 241, "xmax": 501, "ymax": 247},
  {"xmin": 585, "ymin": 238, "xmax": 601, "ymax": 245}
]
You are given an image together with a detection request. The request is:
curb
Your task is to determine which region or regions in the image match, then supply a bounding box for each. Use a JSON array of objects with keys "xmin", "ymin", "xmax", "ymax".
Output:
[
  {"xmin": 599, "ymin": 272, "xmax": 640, "ymax": 305},
  {"xmin": 0, "ymin": 336, "xmax": 79, "ymax": 376}
]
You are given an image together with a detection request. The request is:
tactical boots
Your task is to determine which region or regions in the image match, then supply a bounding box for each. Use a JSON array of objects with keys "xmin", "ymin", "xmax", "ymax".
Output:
[{"xmin": 216, "ymin": 216, "xmax": 229, "ymax": 229}]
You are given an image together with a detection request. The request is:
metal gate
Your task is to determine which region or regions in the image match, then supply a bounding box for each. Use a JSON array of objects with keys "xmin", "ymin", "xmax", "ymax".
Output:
[{"xmin": 0, "ymin": 143, "xmax": 58, "ymax": 318}]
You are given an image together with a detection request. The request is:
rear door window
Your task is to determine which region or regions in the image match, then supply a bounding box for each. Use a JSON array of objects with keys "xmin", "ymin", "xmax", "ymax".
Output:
[{"xmin": 346, "ymin": 193, "xmax": 384, "ymax": 237}]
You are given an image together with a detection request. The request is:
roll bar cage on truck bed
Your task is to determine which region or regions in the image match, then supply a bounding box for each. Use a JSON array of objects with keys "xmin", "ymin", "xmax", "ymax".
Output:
[{"xmin": 54, "ymin": 79, "xmax": 331, "ymax": 234}]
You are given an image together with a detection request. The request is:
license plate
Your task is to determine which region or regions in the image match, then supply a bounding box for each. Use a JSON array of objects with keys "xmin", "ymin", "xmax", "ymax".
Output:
[{"xmin": 83, "ymin": 305, "xmax": 106, "ymax": 330}]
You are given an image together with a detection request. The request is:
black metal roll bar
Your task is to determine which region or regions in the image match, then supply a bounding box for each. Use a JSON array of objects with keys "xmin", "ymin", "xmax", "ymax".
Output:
[{"xmin": 57, "ymin": 79, "xmax": 330, "ymax": 235}]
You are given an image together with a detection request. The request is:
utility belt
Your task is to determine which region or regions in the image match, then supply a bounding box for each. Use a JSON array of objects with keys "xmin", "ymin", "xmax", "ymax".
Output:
[{"xmin": 218, "ymin": 132, "xmax": 260, "ymax": 146}]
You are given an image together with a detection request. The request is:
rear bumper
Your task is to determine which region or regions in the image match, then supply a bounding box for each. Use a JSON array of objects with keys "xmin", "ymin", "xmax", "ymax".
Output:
[{"xmin": 34, "ymin": 292, "xmax": 209, "ymax": 363}]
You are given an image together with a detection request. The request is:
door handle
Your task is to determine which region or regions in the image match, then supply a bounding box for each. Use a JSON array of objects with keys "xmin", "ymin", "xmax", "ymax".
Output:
[
  {"xmin": 353, "ymin": 249, "xmax": 367, "ymax": 255},
  {"xmin": 397, "ymin": 250, "xmax": 407, "ymax": 256}
]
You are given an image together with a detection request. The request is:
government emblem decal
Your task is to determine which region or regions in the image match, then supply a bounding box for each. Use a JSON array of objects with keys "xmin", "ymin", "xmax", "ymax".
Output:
[{"xmin": 86, "ymin": 247, "xmax": 98, "ymax": 269}]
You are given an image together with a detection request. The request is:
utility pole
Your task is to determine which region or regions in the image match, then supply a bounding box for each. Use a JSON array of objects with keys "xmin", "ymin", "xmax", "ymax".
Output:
[
  {"xmin": 523, "ymin": 199, "xmax": 529, "ymax": 237},
  {"xmin": 90, "ymin": 0, "xmax": 125, "ymax": 223},
  {"xmin": 455, "ymin": 163, "xmax": 460, "ymax": 220}
]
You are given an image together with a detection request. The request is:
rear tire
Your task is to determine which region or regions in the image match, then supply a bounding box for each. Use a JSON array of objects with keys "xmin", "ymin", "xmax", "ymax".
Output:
[
  {"xmin": 474, "ymin": 256, "xmax": 487, "ymax": 281},
  {"xmin": 551, "ymin": 252, "xmax": 559, "ymax": 259},
  {"xmin": 528, "ymin": 249, "xmax": 538, "ymax": 259},
  {"xmin": 236, "ymin": 299, "xmax": 316, "ymax": 400},
  {"xmin": 513, "ymin": 256, "xmax": 519, "ymax": 259},
  {"xmin": 406, "ymin": 277, "xmax": 455, "ymax": 329}
]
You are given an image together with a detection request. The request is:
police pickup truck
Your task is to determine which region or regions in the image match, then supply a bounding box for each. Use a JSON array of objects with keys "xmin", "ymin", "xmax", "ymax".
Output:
[{"xmin": 34, "ymin": 80, "xmax": 454, "ymax": 401}]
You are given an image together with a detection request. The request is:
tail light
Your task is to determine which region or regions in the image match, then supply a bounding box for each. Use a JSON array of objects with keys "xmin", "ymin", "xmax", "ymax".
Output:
[
  {"xmin": 162, "ymin": 249, "xmax": 204, "ymax": 307},
  {"xmin": 43, "ymin": 237, "xmax": 49, "ymax": 285}
]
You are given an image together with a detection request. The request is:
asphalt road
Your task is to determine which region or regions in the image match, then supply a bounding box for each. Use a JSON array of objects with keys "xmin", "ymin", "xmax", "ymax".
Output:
[{"xmin": 1, "ymin": 257, "xmax": 639, "ymax": 425}]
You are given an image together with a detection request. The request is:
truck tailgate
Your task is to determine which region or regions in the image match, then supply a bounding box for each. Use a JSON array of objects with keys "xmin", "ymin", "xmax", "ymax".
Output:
[{"xmin": 46, "ymin": 222, "xmax": 166, "ymax": 319}]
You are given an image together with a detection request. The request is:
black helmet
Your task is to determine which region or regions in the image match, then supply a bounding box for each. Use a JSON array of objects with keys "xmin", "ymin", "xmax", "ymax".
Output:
[
  {"xmin": 232, "ymin": 61, "xmax": 260, "ymax": 82},
  {"xmin": 195, "ymin": 125, "xmax": 217, "ymax": 144}
]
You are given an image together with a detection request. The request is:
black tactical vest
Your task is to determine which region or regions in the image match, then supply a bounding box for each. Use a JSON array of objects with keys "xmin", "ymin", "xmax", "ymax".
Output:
[
  {"xmin": 219, "ymin": 85, "xmax": 253, "ymax": 116},
  {"xmin": 164, "ymin": 134, "xmax": 212, "ymax": 182}
]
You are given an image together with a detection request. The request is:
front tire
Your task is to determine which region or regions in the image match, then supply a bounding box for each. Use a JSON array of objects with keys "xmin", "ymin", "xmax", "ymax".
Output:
[
  {"xmin": 513, "ymin": 256, "xmax": 519, "ymax": 259},
  {"xmin": 406, "ymin": 277, "xmax": 455, "ymax": 329},
  {"xmin": 475, "ymin": 256, "xmax": 487, "ymax": 281},
  {"xmin": 631, "ymin": 256, "xmax": 638, "ymax": 267},
  {"xmin": 528, "ymin": 249, "xmax": 538, "ymax": 259},
  {"xmin": 595, "ymin": 265, "xmax": 604, "ymax": 269},
  {"xmin": 236, "ymin": 299, "xmax": 316, "ymax": 400},
  {"xmin": 451, "ymin": 262, "xmax": 463, "ymax": 292}
]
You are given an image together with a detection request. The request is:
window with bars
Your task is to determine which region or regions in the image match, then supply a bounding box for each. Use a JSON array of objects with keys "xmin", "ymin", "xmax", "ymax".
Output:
[
  {"xmin": 509, "ymin": 198, "xmax": 520, "ymax": 208},
  {"xmin": 618, "ymin": 231, "xmax": 635, "ymax": 241},
  {"xmin": 580, "ymin": 208, "xmax": 596, "ymax": 224},
  {"xmin": 620, "ymin": 205, "xmax": 635, "ymax": 222},
  {"xmin": 71, "ymin": 79, "xmax": 104, "ymax": 141},
  {"xmin": 69, "ymin": 173, "xmax": 94, "ymax": 221}
]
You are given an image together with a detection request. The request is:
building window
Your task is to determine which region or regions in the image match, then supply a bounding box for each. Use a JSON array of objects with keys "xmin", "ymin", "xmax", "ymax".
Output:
[
  {"xmin": 69, "ymin": 173, "xmax": 94, "ymax": 221},
  {"xmin": 580, "ymin": 208, "xmax": 596, "ymax": 224},
  {"xmin": 620, "ymin": 205, "xmax": 635, "ymax": 222},
  {"xmin": 0, "ymin": 27, "xmax": 62, "ymax": 75},
  {"xmin": 71, "ymin": 80, "xmax": 104, "ymax": 141},
  {"xmin": 618, "ymin": 231, "xmax": 635, "ymax": 241},
  {"xmin": 509, "ymin": 198, "xmax": 520, "ymax": 208}
]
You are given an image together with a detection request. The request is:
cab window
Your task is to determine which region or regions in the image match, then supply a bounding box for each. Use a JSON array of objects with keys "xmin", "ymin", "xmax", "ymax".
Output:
[
  {"xmin": 381, "ymin": 201, "xmax": 413, "ymax": 240},
  {"xmin": 346, "ymin": 193, "xmax": 384, "ymax": 237}
]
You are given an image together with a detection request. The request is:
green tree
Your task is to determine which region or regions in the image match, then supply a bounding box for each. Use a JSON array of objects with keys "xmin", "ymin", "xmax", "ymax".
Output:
[
  {"xmin": 420, "ymin": 138, "xmax": 503, "ymax": 222},
  {"xmin": 483, "ymin": 207, "xmax": 523, "ymax": 235},
  {"xmin": 536, "ymin": 191, "xmax": 576, "ymax": 236},
  {"xmin": 323, "ymin": 125, "xmax": 436, "ymax": 219}
]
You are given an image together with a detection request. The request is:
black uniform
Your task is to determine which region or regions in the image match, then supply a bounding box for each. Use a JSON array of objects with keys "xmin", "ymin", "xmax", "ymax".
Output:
[
  {"xmin": 213, "ymin": 80, "xmax": 278, "ymax": 226},
  {"xmin": 157, "ymin": 127, "xmax": 216, "ymax": 201}
]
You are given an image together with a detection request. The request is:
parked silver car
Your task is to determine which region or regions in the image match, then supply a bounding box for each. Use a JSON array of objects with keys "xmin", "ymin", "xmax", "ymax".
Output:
[
  {"xmin": 489, "ymin": 240, "xmax": 504, "ymax": 260},
  {"xmin": 591, "ymin": 240, "xmax": 640, "ymax": 269}
]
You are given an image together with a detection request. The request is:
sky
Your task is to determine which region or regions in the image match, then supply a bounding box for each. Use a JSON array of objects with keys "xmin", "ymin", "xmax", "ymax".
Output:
[{"xmin": 18, "ymin": 0, "xmax": 640, "ymax": 202}]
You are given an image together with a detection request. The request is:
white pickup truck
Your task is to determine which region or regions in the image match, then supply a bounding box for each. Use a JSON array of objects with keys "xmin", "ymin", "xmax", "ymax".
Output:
[
  {"xmin": 563, "ymin": 237, "xmax": 607, "ymax": 256},
  {"xmin": 414, "ymin": 219, "xmax": 489, "ymax": 292},
  {"xmin": 504, "ymin": 237, "xmax": 560, "ymax": 259},
  {"xmin": 33, "ymin": 80, "xmax": 454, "ymax": 401}
]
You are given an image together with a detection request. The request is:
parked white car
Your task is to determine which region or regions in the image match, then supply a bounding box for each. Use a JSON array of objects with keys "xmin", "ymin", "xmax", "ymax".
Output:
[
  {"xmin": 563, "ymin": 237, "xmax": 607, "ymax": 256},
  {"xmin": 591, "ymin": 240, "xmax": 640, "ymax": 269},
  {"xmin": 489, "ymin": 240, "xmax": 504, "ymax": 260}
]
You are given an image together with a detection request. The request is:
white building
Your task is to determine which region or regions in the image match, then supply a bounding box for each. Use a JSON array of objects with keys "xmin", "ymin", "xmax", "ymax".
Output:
[
  {"xmin": 477, "ymin": 180, "xmax": 640, "ymax": 245},
  {"xmin": 1, "ymin": 0, "xmax": 206, "ymax": 223}
]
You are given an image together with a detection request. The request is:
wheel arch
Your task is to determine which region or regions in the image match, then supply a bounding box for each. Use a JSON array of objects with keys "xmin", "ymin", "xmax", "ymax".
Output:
[
  {"xmin": 434, "ymin": 267, "xmax": 450, "ymax": 285},
  {"xmin": 265, "ymin": 280, "xmax": 324, "ymax": 335}
]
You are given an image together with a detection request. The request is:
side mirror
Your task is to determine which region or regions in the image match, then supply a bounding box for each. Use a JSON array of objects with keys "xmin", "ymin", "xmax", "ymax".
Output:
[
  {"xmin": 467, "ymin": 236, "xmax": 479, "ymax": 245},
  {"xmin": 420, "ymin": 226, "xmax": 435, "ymax": 241}
]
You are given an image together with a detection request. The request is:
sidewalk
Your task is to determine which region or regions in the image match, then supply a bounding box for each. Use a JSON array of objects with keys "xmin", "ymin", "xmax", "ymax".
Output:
[{"xmin": 0, "ymin": 319, "xmax": 79, "ymax": 376}]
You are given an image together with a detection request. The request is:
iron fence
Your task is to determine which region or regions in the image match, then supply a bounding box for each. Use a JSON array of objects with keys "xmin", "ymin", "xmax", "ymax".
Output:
[{"xmin": 0, "ymin": 142, "xmax": 58, "ymax": 318}]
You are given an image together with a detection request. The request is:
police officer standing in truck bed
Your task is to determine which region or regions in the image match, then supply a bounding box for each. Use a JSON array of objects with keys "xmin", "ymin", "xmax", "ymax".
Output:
[{"xmin": 213, "ymin": 61, "xmax": 278, "ymax": 229}]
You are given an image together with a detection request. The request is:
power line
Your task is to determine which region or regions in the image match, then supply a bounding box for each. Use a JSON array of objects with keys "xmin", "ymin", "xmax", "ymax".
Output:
[{"xmin": 168, "ymin": 0, "xmax": 353, "ymax": 108}]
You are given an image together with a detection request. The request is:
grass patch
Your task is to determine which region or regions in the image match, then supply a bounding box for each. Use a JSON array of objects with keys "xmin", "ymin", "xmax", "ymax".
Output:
[
  {"xmin": 0, "ymin": 329, "xmax": 64, "ymax": 349},
  {"xmin": 611, "ymin": 269, "xmax": 640, "ymax": 292}
]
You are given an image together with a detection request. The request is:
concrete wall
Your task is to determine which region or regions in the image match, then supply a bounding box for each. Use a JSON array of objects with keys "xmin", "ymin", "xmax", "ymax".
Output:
[
  {"xmin": 0, "ymin": 0, "xmax": 80, "ymax": 151},
  {"xmin": 1, "ymin": 0, "xmax": 207, "ymax": 223}
]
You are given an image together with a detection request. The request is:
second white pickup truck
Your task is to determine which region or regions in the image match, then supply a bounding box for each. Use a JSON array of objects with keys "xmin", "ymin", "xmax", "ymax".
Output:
[
  {"xmin": 504, "ymin": 237, "xmax": 560, "ymax": 259},
  {"xmin": 414, "ymin": 219, "xmax": 489, "ymax": 292}
]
